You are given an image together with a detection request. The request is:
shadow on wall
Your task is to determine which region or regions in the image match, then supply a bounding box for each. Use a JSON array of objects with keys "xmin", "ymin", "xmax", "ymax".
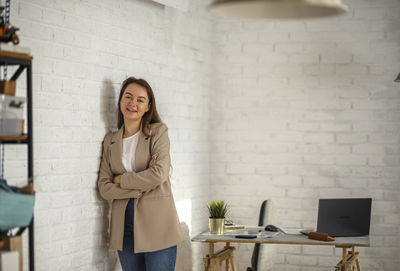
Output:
[
  {"xmin": 137, "ymin": 0, "xmax": 165, "ymax": 9},
  {"xmin": 100, "ymin": 78, "xmax": 118, "ymax": 132},
  {"xmin": 94, "ymin": 79, "xmax": 119, "ymax": 270},
  {"xmin": 176, "ymin": 222, "xmax": 193, "ymax": 271}
]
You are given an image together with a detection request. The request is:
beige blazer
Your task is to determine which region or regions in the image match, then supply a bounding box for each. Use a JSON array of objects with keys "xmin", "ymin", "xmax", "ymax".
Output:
[{"xmin": 98, "ymin": 122, "xmax": 184, "ymax": 253}]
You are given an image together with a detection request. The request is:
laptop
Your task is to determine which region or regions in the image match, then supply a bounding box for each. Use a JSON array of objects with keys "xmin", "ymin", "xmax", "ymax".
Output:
[{"xmin": 316, "ymin": 198, "xmax": 372, "ymax": 237}]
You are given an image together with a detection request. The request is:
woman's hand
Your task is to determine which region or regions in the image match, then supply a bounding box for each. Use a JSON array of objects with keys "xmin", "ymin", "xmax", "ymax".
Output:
[
  {"xmin": 113, "ymin": 175, "xmax": 121, "ymax": 184},
  {"xmin": 149, "ymin": 153, "xmax": 158, "ymax": 168}
]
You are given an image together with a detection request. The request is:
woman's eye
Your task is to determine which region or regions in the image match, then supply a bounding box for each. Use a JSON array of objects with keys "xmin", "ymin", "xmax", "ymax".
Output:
[{"xmin": 138, "ymin": 99, "xmax": 144, "ymax": 103}]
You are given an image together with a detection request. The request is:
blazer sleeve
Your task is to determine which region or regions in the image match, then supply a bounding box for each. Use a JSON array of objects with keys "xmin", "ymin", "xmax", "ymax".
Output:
[
  {"xmin": 97, "ymin": 133, "xmax": 142, "ymax": 200},
  {"xmin": 120, "ymin": 124, "xmax": 171, "ymax": 191}
]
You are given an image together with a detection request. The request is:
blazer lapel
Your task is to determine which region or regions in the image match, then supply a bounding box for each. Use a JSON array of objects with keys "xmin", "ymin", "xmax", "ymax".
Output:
[
  {"xmin": 135, "ymin": 129, "xmax": 150, "ymax": 172},
  {"xmin": 110, "ymin": 126, "xmax": 126, "ymax": 174}
]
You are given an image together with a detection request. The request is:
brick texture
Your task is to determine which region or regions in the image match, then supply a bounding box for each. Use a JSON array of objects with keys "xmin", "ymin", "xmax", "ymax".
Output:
[
  {"xmin": 6, "ymin": 0, "xmax": 213, "ymax": 270},
  {"xmin": 212, "ymin": 0, "xmax": 400, "ymax": 270},
  {"xmin": 3, "ymin": 0, "xmax": 400, "ymax": 270}
]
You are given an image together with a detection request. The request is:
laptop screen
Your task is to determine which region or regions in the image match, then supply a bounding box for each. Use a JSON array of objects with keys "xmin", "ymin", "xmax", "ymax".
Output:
[{"xmin": 316, "ymin": 198, "xmax": 372, "ymax": 237}]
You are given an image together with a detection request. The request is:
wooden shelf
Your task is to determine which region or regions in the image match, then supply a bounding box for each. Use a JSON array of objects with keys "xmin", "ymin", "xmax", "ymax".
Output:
[
  {"xmin": 0, "ymin": 51, "xmax": 32, "ymax": 60},
  {"xmin": 0, "ymin": 134, "xmax": 28, "ymax": 143}
]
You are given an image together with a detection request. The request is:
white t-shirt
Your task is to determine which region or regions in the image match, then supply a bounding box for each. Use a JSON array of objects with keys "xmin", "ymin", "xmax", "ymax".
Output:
[{"xmin": 122, "ymin": 131, "xmax": 140, "ymax": 172}]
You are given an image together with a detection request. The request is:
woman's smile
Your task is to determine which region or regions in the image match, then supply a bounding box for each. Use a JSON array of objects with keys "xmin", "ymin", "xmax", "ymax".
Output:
[{"xmin": 120, "ymin": 83, "xmax": 150, "ymax": 121}]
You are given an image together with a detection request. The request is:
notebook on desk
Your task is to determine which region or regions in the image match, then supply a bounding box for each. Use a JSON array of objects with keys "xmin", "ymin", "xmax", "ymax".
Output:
[{"xmin": 316, "ymin": 198, "xmax": 372, "ymax": 237}]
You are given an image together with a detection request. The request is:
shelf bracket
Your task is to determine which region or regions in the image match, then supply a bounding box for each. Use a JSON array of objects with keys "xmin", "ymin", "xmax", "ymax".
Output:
[{"xmin": 10, "ymin": 65, "xmax": 25, "ymax": 81}]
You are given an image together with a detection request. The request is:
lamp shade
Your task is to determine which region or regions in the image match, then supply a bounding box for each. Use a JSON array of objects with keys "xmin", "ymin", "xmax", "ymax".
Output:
[
  {"xmin": 395, "ymin": 73, "xmax": 400, "ymax": 82},
  {"xmin": 209, "ymin": 0, "xmax": 349, "ymax": 19}
]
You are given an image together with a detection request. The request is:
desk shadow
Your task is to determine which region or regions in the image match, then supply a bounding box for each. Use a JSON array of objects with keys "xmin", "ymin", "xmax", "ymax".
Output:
[
  {"xmin": 94, "ymin": 78, "xmax": 119, "ymax": 270},
  {"xmin": 176, "ymin": 222, "xmax": 192, "ymax": 271}
]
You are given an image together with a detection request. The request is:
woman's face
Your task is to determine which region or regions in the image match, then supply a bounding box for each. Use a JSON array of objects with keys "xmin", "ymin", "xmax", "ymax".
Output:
[{"xmin": 120, "ymin": 83, "xmax": 150, "ymax": 122}]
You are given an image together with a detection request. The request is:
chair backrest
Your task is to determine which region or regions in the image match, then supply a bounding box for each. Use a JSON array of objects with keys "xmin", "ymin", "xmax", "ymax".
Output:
[
  {"xmin": 248, "ymin": 200, "xmax": 269, "ymax": 271},
  {"xmin": 257, "ymin": 200, "xmax": 269, "ymax": 226}
]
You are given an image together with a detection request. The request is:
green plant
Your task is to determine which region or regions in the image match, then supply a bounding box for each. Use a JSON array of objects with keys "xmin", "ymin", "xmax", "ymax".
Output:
[{"xmin": 207, "ymin": 200, "xmax": 229, "ymax": 219}]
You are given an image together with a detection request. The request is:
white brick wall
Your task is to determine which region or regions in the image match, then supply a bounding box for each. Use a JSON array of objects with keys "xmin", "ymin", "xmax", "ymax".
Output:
[
  {"xmin": 5, "ymin": 0, "xmax": 213, "ymax": 270},
  {"xmin": 3, "ymin": 0, "xmax": 400, "ymax": 270},
  {"xmin": 212, "ymin": 0, "xmax": 400, "ymax": 270}
]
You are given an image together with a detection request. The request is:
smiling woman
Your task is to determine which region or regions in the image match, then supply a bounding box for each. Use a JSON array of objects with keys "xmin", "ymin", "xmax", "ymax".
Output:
[
  {"xmin": 97, "ymin": 77, "xmax": 184, "ymax": 271},
  {"xmin": 119, "ymin": 83, "xmax": 150, "ymax": 136},
  {"xmin": 117, "ymin": 77, "xmax": 161, "ymax": 138}
]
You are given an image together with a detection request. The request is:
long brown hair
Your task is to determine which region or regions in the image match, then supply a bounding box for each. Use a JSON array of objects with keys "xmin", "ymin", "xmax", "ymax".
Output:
[{"xmin": 117, "ymin": 77, "xmax": 162, "ymax": 137}]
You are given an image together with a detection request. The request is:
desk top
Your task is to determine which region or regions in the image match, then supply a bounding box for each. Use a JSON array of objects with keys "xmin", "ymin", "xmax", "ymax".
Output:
[{"xmin": 192, "ymin": 228, "xmax": 370, "ymax": 248}]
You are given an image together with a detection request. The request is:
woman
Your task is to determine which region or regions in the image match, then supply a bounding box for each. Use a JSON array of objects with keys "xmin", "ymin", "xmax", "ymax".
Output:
[{"xmin": 98, "ymin": 77, "xmax": 184, "ymax": 270}]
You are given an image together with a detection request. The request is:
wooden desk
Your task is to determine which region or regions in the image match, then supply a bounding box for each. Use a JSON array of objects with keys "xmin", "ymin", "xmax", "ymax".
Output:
[{"xmin": 192, "ymin": 228, "xmax": 370, "ymax": 271}]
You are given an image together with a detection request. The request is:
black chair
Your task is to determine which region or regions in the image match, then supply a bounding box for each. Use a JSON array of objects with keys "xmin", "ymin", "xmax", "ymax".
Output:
[{"xmin": 247, "ymin": 200, "xmax": 269, "ymax": 271}]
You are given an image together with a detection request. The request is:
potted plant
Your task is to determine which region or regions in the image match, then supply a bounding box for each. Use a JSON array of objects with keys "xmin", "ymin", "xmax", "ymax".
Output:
[{"xmin": 207, "ymin": 200, "xmax": 229, "ymax": 235}]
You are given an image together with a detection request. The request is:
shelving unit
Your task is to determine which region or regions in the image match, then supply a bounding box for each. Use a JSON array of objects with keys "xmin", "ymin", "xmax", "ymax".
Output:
[{"xmin": 0, "ymin": 51, "xmax": 34, "ymax": 271}]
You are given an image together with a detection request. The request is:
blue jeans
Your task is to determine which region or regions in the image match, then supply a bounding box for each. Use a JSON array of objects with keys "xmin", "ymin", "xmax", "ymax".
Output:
[{"xmin": 118, "ymin": 199, "xmax": 177, "ymax": 271}]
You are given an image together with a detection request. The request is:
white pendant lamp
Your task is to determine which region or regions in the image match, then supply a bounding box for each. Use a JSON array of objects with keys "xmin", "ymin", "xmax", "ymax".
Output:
[{"xmin": 209, "ymin": 0, "xmax": 349, "ymax": 19}]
